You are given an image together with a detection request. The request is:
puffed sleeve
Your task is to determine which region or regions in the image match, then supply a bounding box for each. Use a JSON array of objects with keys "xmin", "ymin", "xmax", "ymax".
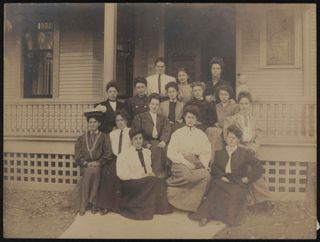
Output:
[
  {"xmin": 248, "ymin": 117, "xmax": 263, "ymax": 154},
  {"xmin": 211, "ymin": 151, "xmax": 226, "ymax": 179},
  {"xmin": 116, "ymin": 152, "xmax": 130, "ymax": 180},
  {"xmin": 197, "ymin": 131, "xmax": 212, "ymax": 169},
  {"xmin": 167, "ymin": 130, "xmax": 195, "ymax": 169},
  {"xmin": 245, "ymin": 149, "xmax": 263, "ymax": 183},
  {"xmin": 74, "ymin": 135, "xmax": 87, "ymax": 167}
]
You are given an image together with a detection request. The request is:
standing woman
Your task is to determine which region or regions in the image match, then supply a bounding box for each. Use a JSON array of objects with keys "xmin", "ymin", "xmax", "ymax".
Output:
[
  {"xmin": 177, "ymin": 67, "xmax": 193, "ymax": 103},
  {"xmin": 189, "ymin": 124, "xmax": 263, "ymax": 227},
  {"xmin": 204, "ymin": 57, "xmax": 235, "ymax": 104},
  {"xmin": 223, "ymin": 91, "xmax": 274, "ymax": 212},
  {"xmin": 95, "ymin": 81, "xmax": 129, "ymax": 134},
  {"xmin": 166, "ymin": 106, "xmax": 212, "ymax": 212},
  {"xmin": 74, "ymin": 108, "xmax": 113, "ymax": 216},
  {"xmin": 97, "ymin": 110, "xmax": 132, "ymax": 215}
]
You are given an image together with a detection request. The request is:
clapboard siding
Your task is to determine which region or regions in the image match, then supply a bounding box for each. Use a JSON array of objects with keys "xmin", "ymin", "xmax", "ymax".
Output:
[
  {"xmin": 4, "ymin": 27, "xmax": 21, "ymax": 101},
  {"xmin": 309, "ymin": 6, "xmax": 316, "ymax": 97},
  {"xmin": 238, "ymin": 8, "xmax": 304, "ymax": 102},
  {"xmin": 58, "ymin": 15, "xmax": 103, "ymax": 99}
]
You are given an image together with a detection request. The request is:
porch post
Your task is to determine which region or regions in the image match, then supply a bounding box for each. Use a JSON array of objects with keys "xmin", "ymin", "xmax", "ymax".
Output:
[
  {"xmin": 158, "ymin": 5, "xmax": 165, "ymax": 57},
  {"xmin": 103, "ymin": 3, "xmax": 117, "ymax": 96}
]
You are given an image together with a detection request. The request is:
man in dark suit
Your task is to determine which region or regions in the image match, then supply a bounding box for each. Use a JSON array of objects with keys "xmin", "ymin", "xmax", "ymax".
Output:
[
  {"xmin": 95, "ymin": 81, "xmax": 129, "ymax": 134},
  {"xmin": 132, "ymin": 93, "xmax": 171, "ymax": 178}
]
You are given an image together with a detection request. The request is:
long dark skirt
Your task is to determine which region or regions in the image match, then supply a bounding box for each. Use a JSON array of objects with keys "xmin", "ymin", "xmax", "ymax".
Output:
[
  {"xmin": 96, "ymin": 161, "xmax": 121, "ymax": 211},
  {"xmin": 189, "ymin": 179, "xmax": 248, "ymax": 226},
  {"xmin": 73, "ymin": 167, "xmax": 101, "ymax": 213},
  {"xmin": 118, "ymin": 176, "xmax": 173, "ymax": 220}
]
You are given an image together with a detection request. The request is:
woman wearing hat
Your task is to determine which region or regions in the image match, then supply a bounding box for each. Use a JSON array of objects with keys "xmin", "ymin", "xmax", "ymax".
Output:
[{"xmin": 74, "ymin": 108, "xmax": 113, "ymax": 216}]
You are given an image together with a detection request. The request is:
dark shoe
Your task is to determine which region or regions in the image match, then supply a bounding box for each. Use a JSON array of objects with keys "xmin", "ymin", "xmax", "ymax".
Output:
[
  {"xmin": 79, "ymin": 211, "xmax": 86, "ymax": 216},
  {"xmin": 91, "ymin": 206, "xmax": 99, "ymax": 214},
  {"xmin": 100, "ymin": 209, "xmax": 109, "ymax": 215},
  {"xmin": 199, "ymin": 218, "xmax": 209, "ymax": 227}
]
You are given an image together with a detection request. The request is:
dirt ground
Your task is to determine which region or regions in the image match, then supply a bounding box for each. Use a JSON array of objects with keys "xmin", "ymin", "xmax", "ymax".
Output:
[{"xmin": 3, "ymin": 186, "xmax": 317, "ymax": 239}]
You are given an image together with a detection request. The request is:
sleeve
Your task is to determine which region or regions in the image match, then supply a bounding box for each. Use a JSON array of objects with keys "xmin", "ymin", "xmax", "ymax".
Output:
[
  {"xmin": 160, "ymin": 117, "xmax": 171, "ymax": 144},
  {"xmin": 245, "ymin": 149, "xmax": 263, "ymax": 183},
  {"xmin": 204, "ymin": 82, "xmax": 211, "ymax": 97},
  {"xmin": 125, "ymin": 99, "xmax": 133, "ymax": 118},
  {"xmin": 223, "ymin": 115, "xmax": 237, "ymax": 140},
  {"xmin": 116, "ymin": 153, "xmax": 130, "ymax": 180},
  {"xmin": 74, "ymin": 135, "xmax": 86, "ymax": 167},
  {"xmin": 249, "ymin": 118, "xmax": 263, "ymax": 153},
  {"xmin": 210, "ymin": 102, "xmax": 218, "ymax": 124},
  {"xmin": 198, "ymin": 132, "xmax": 212, "ymax": 168},
  {"xmin": 167, "ymin": 131, "xmax": 194, "ymax": 169},
  {"xmin": 211, "ymin": 152, "xmax": 226, "ymax": 179},
  {"xmin": 96, "ymin": 134, "xmax": 115, "ymax": 166},
  {"xmin": 132, "ymin": 113, "xmax": 142, "ymax": 130}
]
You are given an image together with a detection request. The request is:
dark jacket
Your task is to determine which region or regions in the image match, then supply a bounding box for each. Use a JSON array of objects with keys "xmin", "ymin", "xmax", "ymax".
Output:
[
  {"xmin": 125, "ymin": 95, "xmax": 149, "ymax": 118},
  {"xmin": 184, "ymin": 98, "xmax": 218, "ymax": 127},
  {"xmin": 204, "ymin": 79, "xmax": 234, "ymax": 103},
  {"xmin": 212, "ymin": 146, "xmax": 263, "ymax": 188},
  {"xmin": 94, "ymin": 100, "xmax": 129, "ymax": 134},
  {"xmin": 132, "ymin": 111, "xmax": 171, "ymax": 144}
]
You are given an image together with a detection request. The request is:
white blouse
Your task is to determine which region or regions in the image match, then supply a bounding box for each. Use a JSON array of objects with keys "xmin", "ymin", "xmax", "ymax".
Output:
[
  {"xmin": 109, "ymin": 127, "xmax": 131, "ymax": 156},
  {"xmin": 167, "ymin": 126, "xmax": 212, "ymax": 169},
  {"xmin": 116, "ymin": 146, "xmax": 153, "ymax": 181}
]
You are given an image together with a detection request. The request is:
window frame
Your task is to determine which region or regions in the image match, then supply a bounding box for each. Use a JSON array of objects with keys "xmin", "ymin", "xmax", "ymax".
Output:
[{"xmin": 21, "ymin": 18, "xmax": 60, "ymax": 99}]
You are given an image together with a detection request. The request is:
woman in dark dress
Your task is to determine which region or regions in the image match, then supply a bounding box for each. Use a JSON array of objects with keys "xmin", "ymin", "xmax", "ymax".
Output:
[
  {"xmin": 73, "ymin": 109, "xmax": 113, "ymax": 216},
  {"xmin": 184, "ymin": 82, "xmax": 218, "ymax": 133},
  {"xmin": 189, "ymin": 124, "xmax": 263, "ymax": 227},
  {"xmin": 97, "ymin": 110, "xmax": 132, "ymax": 215},
  {"xmin": 95, "ymin": 81, "xmax": 129, "ymax": 134},
  {"xmin": 204, "ymin": 57, "xmax": 235, "ymax": 104}
]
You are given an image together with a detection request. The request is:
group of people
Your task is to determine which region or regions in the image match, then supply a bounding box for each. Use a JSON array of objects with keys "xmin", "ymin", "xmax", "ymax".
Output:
[{"xmin": 73, "ymin": 56, "xmax": 274, "ymax": 227}]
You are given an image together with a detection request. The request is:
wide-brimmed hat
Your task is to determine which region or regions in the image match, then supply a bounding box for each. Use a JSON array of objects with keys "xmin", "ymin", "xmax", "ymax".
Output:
[{"xmin": 84, "ymin": 108, "xmax": 103, "ymax": 122}]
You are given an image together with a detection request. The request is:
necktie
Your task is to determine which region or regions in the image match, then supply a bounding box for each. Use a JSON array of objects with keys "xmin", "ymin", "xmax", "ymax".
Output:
[
  {"xmin": 118, "ymin": 130, "xmax": 123, "ymax": 154},
  {"xmin": 136, "ymin": 148, "xmax": 147, "ymax": 174},
  {"xmin": 168, "ymin": 101, "xmax": 176, "ymax": 122},
  {"xmin": 158, "ymin": 74, "xmax": 162, "ymax": 94}
]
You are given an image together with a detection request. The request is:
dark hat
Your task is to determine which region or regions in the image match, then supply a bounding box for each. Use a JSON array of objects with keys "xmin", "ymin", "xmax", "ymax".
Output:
[{"xmin": 84, "ymin": 108, "xmax": 103, "ymax": 123}]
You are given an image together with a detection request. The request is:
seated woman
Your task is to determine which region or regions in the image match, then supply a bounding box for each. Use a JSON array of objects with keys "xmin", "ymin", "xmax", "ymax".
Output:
[
  {"xmin": 132, "ymin": 93, "xmax": 171, "ymax": 178},
  {"xmin": 74, "ymin": 108, "xmax": 113, "ymax": 216},
  {"xmin": 166, "ymin": 106, "xmax": 212, "ymax": 212},
  {"xmin": 184, "ymin": 82, "xmax": 218, "ymax": 133},
  {"xmin": 97, "ymin": 110, "xmax": 132, "ymax": 215},
  {"xmin": 116, "ymin": 129, "xmax": 173, "ymax": 220},
  {"xmin": 177, "ymin": 67, "xmax": 192, "ymax": 103},
  {"xmin": 207, "ymin": 85, "xmax": 240, "ymax": 164},
  {"xmin": 223, "ymin": 91, "xmax": 274, "ymax": 211},
  {"xmin": 189, "ymin": 124, "xmax": 263, "ymax": 227},
  {"xmin": 159, "ymin": 81, "xmax": 185, "ymax": 132}
]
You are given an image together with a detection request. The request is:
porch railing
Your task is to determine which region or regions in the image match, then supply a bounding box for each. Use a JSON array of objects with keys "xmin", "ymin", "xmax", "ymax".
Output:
[{"xmin": 3, "ymin": 99, "xmax": 317, "ymax": 141}]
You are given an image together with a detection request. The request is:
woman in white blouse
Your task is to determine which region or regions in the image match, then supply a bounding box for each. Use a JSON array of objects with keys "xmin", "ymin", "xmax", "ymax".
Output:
[
  {"xmin": 166, "ymin": 105, "xmax": 212, "ymax": 212},
  {"xmin": 97, "ymin": 110, "xmax": 132, "ymax": 215}
]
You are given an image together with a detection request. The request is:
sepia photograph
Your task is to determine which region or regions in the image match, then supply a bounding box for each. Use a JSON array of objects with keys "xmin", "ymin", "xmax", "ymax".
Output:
[{"xmin": 3, "ymin": 2, "xmax": 317, "ymax": 239}]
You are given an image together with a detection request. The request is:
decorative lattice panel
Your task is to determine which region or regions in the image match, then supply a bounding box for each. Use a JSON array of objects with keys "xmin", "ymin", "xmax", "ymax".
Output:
[
  {"xmin": 3, "ymin": 152, "xmax": 310, "ymax": 199},
  {"xmin": 3, "ymin": 152, "xmax": 80, "ymax": 185},
  {"xmin": 261, "ymin": 160, "xmax": 308, "ymax": 194}
]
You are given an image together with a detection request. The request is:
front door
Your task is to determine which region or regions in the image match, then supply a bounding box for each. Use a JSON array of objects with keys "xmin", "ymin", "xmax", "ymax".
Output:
[{"xmin": 165, "ymin": 4, "xmax": 236, "ymax": 91}]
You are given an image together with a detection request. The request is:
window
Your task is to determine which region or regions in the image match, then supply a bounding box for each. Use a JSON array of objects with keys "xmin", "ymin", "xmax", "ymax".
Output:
[{"xmin": 23, "ymin": 21, "xmax": 54, "ymax": 98}]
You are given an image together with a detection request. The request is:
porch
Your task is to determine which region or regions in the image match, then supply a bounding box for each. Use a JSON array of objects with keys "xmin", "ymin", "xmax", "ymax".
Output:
[{"xmin": 3, "ymin": 3, "xmax": 317, "ymax": 201}]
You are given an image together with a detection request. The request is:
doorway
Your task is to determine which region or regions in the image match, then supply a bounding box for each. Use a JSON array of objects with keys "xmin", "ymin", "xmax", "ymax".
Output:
[{"xmin": 164, "ymin": 4, "xmax": 236, "ymax": 91}]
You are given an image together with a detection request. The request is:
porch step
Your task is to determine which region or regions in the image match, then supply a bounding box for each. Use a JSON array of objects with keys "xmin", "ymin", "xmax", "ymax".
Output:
[{"xmin": 59, "ymin": 210, "xmax": 226, "ymax": 239}]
